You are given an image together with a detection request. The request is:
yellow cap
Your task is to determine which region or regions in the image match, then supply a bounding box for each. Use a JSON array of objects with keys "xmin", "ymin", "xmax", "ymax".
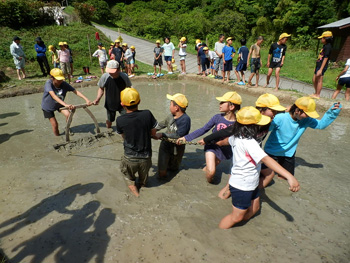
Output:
[
  {"xmin": 226, "ymin": 37, "xmax": 233, "ymax": 41},
  {"xmin": 63, "ymin": 42, "xmax": 68, "ymax": 45},
  {"xmin": 279, "ymin": 33, "xmax": 291, "ymax": 40},
  {"xmin": 130, "ymin": 45, "xmax": 135, "ymax": 49},
  {"xmin": 216, "ymin": 91, "xmax": 242, "ymax": 105},
  {"xmin": 110, "ymin": 43, "xmax": 114, "ymax": 46},
  {"xmin": 167, "ymin": 93, "xmax": 188, "ymax": 108},
  {"xmin": 121, "ymin": 88, "xmax": 140, "ymax": 106},
  {"xmin": 58, "ymin": 42, "xmax": 64, "ymax": 46},
  {"xmin": 196, "ymin": 39, "xmax": 201, "ymax": 44},
  {"xmin": 48, "ymin": 45, "xmax": 54, "ymax": 51},
  {"xmin": 180, "ymin": 37, "xmax": 186, "ymax": 42},
  {"xmin": 122, "ymin": 43, "xmax": 127, "ymax": 47},
  {"xmin": 203, "ymin": 47, "xmax": 209, "ymax": 51},
  {"xmin": 295, "ymin": 97, "xmax": 319, "ymax": 118},
  {"xmin": 115, "ymin": 39, "xmax": 120, "ymax": 43},
  {"xmin": 50, "ymin": 68, "xmax": 65, "ymax": 80},
  {"xmin": 318, "ymin": 31, "xmax": 333, "ymax": 39},
  {"xmin": 255, "ymin": 93, "xmax": 286, "ymax": 111},
  {"xmin": 236, "ymin": 106, "xmax": 271, "ymax": 125},
  {"xmin": 156, "ymin": 40, "xmax": 161, "ymax": 44}
]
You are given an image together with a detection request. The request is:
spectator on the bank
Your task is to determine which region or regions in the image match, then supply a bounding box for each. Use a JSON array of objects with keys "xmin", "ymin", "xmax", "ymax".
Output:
[
  {"xmin": 10, "ymin": 36, "xmax": 26, "ymax": 80},
  {"xmin": 49, "ymin": 45, "xmax": 60, "ymax": 69},
  {"xmin": 35, "ymin": 37, "xmax": 50, "ymax": 77},
  {"xmin": 162, "ymin": 37, "xmax": 175, "ymax": 74},
  {"xmin": 58, "ymin": 42, "xmax": 71, "ymax": 83},
  {"xmin": 92, "ymin": 43, "xmax": 108, "ymax": 74},
  {"xmin": 214, "ymin": 34, "xmax": 225, "ymax": 79},
  {"xmin": 63, "ymin": 42, "xmax": 74, "ymax": 77}
]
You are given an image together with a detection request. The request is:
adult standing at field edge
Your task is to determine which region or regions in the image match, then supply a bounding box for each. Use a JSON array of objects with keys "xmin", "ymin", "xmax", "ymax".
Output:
[
  {"xmin": 35, "ymin": 36, "xmax": 50, "ymax": 77},
  {"xmin": 10, "ymin": 36, "xmax": 26, "ymax": 80}
]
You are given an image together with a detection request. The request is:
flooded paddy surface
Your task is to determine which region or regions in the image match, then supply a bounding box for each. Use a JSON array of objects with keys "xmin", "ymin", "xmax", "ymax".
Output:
[{"xmin": 0, "ymin": 79, "xmax": 349, "ymax": 262}]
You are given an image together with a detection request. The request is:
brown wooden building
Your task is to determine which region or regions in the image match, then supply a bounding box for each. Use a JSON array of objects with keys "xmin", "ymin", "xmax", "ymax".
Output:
[{"xmin": 318, "ymin": 17, "xmax": 350, "ymax": 62}]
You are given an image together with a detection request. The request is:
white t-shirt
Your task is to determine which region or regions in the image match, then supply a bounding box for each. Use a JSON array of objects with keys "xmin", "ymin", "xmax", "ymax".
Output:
[
  {"xmin": 179, "ymin": 44, "xmax": 187, "ymax": 56},
  {"xmin": 162, "ymin": 42, "xmax": 175, "ymax": 57},
  {"xmin": 228, "ymin": 136, "xmax": 267, "ymax": 191},
  {"xmin": 339, "ymin": 59, "xmax": 350, "ymax": 79},
  {"xmin": 209, "ymin": 50, "xmax": 218, "ymax": 60},
  {"xmin": 214, "ymin": 41, "xmax": 225, "ymax": 55},
  {"xmin": 92, "ymin": 49, "xmax": 108, "ymax": 62}
]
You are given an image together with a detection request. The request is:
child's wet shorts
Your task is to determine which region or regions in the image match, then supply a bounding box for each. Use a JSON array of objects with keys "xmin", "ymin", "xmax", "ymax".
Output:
[
  {"xmin": 314, "ymin": 66, "xmax": 327, "ymax": 76},
  {"xmin": 106, "ymin": 108, "xmax": 125, "ymax": 122},
  {"xmin": 261, "ymin": 153, "xmax": 295, "ymax": 175},
  {"xmin": 269, "ymin": 61, "xmax": 282, "ymax": 68},
  {"xmin": 338, "ymin": 77, "xmax": 350, "ymax": 88},
  {"xmin": 229, "ymin": 185, "xmax": 260, "ymax": 210},
  {"xmin": 164, "ymin": 56, "xmax": 172, "ymax": 62},
  {"xmin": 43, "ymin": 109, "xmax": 55, "ymax": 119},
  {"xmin": 250, "ymin": 58, "xmax": 261, "ymax": 73},
  {"xmin": 179, "ymin": 55, "xmax": 186, "ymax": 61},
  {"xmin": 224, "ymin": 59, "xmax": 233, "ymax": 71}
]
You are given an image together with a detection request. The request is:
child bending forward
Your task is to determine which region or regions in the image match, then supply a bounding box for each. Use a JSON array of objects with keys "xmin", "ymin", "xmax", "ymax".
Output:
[{"xmin": 218, "ymin": 106, "xmax": 300, "ymax": 229}]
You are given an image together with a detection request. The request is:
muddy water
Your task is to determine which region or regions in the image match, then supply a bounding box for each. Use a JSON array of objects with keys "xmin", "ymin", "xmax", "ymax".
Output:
[{"xmin": 0, "ymin": 79, "xmax": 349, "ymax": 262}]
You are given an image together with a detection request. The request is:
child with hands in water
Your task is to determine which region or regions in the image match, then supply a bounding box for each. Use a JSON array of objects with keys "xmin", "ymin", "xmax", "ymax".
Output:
[
  {"xmin": 177, "ymin": 91, "xmax": 242, "ymax": 183},
  {"xmin": 216, "ymin": 106, "xmax": 300, "ymax": 229}
]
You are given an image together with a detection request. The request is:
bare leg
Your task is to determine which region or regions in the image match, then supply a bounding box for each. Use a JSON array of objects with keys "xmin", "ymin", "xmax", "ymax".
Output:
[
  {"xmin": 275, "ymin": 67, "xmax": 281, "ymax": 91},
  {"xmin": 222, "ymin": 71, "xmax": 226, "ymax": 83},
  {"xmin": 218, "ymin": 183, "xmax": 231, "ymax": 199},
  {"xmin": 159, "ymin": 66, "xmax": 162, "ymax": 75},
  {"xmin": 331, "ymin": 84, "xmax": 342, "ymax": 100},
  {"xmin": 259, "ymin": 168, "xmax": 275, "ymax": 188},
  {"xmin": 106, "ymin": 120, "xmax": 112, "ymax": 129},
  {"xmin": 345, "ymin": 88, "xmax": 350, "ymax": 101},
  {"xmin": 21, "ymin": 68, "xmax": 26, "ymax": 79},
  {"xmin": 241, "ymin": 71, "xmax": 245, "ymax": 83},
  {"xmin": 128, "ymin": 185, "xmax": 139, "ymax": 197},
  {"xmin": 234, "ymin": 70, "xmax": 240, "ymax": 82},
  {"xmin": 204, "ymin": 152, "xmax": 220, "ymax": 183},
  {"xmin": 264, "ymin": 68, "xmax": 273, "ymax": 88},
  {"xmin": 248, "ymin": 72, "xmax": 255, "ymax": 85},
  {"xmin": 226, "ymin": 71, "xmax": 230, "ymax": 82},
  {"xmin": 153, "ymin": 65, "xmax": 157, "ymax": 75},
  {"xmin": 16, "ymin": 69, "xmax": 22, "ymax": 80},
  {"xmin": 219, "ymin": 205, "xmax": 247, "ymax": 229},
  {"xmin": 315, "ymin": 75, "xmax": 323, "ymax": 97},
  {"xmin": 255, "ymin": 71, "xmax": 260, "ymax": 87},
  {"xmin": 49, "ymin": 117, "xmax": 59, "ymax": 136}
]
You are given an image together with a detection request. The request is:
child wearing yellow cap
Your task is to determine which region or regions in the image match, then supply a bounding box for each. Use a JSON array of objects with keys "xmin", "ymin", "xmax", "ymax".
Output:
[
  {"xmin": 264, "ymin": 33, "xmax": 291, "ymax": 91},
  {"xmin": 154, "ymin": 93, "xmax": 191, "ymax": 178},
  {"xmin": 153, "ymin": 40, "xmax": 164, "ymax": 76},
  {"xmin": 178, "ymin": 37, "xmax": 187, "ymax": 74},
  {"xmin": 217, "ymin": 106, "xmax": 300, "ymax": 229},
  {"xmin": 41, "ymin": 68, "xmax": 92, "ymax": 136},
  {"xmin": 177, "ymin": 91, "xmax": 242, "ymax": 183},
  {"xmin": 260, "ymin": 97, "xmax": 341, "ymax": 187},
  {"xmin": 116, "ymin": 88, "xmax": 158, "ymax": 197},
  {"xmin": 311, "ymin": 31, "xmax": 333, "ymax": 98}
]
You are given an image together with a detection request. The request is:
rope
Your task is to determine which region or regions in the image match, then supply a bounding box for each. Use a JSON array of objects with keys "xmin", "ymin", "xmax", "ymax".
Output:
[{"xmin": 160, "ymin": 137, "xmax": 199, "ymax": 145}]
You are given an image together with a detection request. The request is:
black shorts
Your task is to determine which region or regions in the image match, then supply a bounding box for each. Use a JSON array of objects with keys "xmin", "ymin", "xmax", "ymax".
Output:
[
  {"xmin": 338, "ymin": 77, "xmax": 350, "ymax": 88},
  {"xmin": 43, "ymin": 110, "xmax": 55, "ymax": 119},
  {"xmin": 224, "ymin": 59, "xmax": 233, "ymax": 71},
  {"xmin": 106, "ymin": 108, "xmax": 125, "ymax": 122},
  {"xmin": 314, "ymin": 66, "xmax": 327, "ymax": 76},
  {"xmin": 269, "ymin": 61, "xmax": 282, "ymax": 68},
  {"xmin": 261, "ymin": 153, "xmax": 296, "ymax": 175},
  {"xmin": 154, "ymin": 57, "xmax": 163, "ymax": 66},
  {"xmin": 201, "ymin": 58, "xmax": 210, "ymax": 72}
]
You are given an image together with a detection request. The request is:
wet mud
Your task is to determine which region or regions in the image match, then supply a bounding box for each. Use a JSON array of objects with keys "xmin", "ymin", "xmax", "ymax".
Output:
[{"xmin": 0, "ymin": 79, "xmax": 349, "ymax": 262}]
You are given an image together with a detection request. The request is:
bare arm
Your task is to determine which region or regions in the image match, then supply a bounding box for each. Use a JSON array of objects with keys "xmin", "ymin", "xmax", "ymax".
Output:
[
  {"xmin": 316, "ymin": 57, "xmax": 328, "ymax": 76},
  {"xmin": 336, "ymin": 65, "xmax": 349, "ymax": 80},
  {"xmin": 281, "ymin": 55, "xmax": 286, "ymax": 67},
  {"xmin": 247, "ymin": 47, "xmax": 253, "ymax": 66},
  {"xmin": 93, "ymin": 87, "xmax": 104, "ymax": 105},
  {"xmin": 267, "ymin": 54, "xmax": 271, "ymax": 67},
  {"xmin": 261, "ymin": 156, "xmax": 300, "ymax": 192},
  {"xmin": 48, "ymin": 91, "xmax": 74, "ymax": 109}
]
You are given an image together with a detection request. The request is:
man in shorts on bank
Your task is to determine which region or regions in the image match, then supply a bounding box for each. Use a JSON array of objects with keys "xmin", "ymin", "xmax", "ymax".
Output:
[
  {"xmin": 116, "ymin": 88, "xmax": 158, "ymax": 197},
  {"xmin": 264, "ymin": 33, "xmax": 291, "ymax": 91},
  {"xmin": 93, "ymin": 60, "xmax": 132, "ymax": 129},
  {"xmin": 153, "ymin": 40, "xmax": 164, "ymax": 76},
  {"xmin": 41, "ymin": 68, "xmax": 91, "ymax": 136}
]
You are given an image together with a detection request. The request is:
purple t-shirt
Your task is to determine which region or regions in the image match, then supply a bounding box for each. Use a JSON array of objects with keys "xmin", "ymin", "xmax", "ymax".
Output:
[{"xmin": 185, "ymin": 114, "xmax": 235, "ymax": 161}]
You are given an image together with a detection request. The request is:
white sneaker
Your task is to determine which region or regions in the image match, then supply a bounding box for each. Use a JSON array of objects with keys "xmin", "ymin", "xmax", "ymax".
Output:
[
  {"xmin": 129, "ymin": 74, "xmax": 134, "ymax": 78},
  {"xmin": 167, "ymin": 72, "xmax": 174, "ymax": 75}
]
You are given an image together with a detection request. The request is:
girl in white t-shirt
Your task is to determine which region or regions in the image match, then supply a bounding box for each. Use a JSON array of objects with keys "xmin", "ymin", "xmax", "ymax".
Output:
[
  {"xmin": 178, "ymin": 37, "xmax": 187, "ymax": 74},
  {"xmin": 332, "ymin": 58, "xmax": 350, "ymax": 101},
  {"xmin": 218, "ymin": 106, "xmax": 300, "ymax": 229}
]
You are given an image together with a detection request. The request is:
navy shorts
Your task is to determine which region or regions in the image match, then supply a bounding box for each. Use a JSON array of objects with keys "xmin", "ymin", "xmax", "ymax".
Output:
[
  {"xmin": 314, "ymin": 66, "xmax": 327, "ymax": 76},
  {"xmin": 164, "ymin": 56, "xmax": 172, "ymax": 62},
  {"xmin": 338, "ymin": 77, "xmax": 350, "ymax": 88},
  {"xmin": 43, "ymin": 110, "xmax": 55, "ymax": 119},
  {"xmin": 236, "ymin": 62, "xmax": 247, "ymax": 72},
  {"xmin": 201, "ymin": 58, "xmax": 210, "ymax": 72},
  {"xmin": 261, "ymin": 152, "xmax": 296, "ymax": 175},
  {"xmin": 224, "ymin": 59, "xmax": 233, "ymax": 71},
  {"xmin": 230, "ymin": 185, "xmax": 260, "ymax": 210}
]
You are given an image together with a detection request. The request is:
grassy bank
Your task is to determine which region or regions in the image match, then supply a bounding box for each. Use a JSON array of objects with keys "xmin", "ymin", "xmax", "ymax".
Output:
[{"xmin": 0, "ymin": 23, "xmax": 153, "ymax": 89}]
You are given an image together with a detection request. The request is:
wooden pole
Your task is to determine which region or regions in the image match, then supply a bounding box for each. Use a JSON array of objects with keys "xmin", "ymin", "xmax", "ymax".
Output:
[
  {"xmin": 60, "ymin": 103, "xmax": 91, "ymax": 111},
  {"xmin": 87, "ymin": 34, "xmax": 92, "ymax": 65}
]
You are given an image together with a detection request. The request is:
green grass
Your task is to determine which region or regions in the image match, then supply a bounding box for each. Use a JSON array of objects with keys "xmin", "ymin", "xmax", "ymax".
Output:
[{"xmin": 63, "ymin": 6, "xmax": 74, "ymax": 15}]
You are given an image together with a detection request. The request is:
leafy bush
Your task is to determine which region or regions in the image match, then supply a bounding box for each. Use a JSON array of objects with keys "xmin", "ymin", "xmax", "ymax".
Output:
[
  {"xmin": 0, "ymin": 0, "xmax": 57, "ymax": 29},
  {"xmin": 73, "ymin": 2, "xmax": 95, "ymax": 24}
]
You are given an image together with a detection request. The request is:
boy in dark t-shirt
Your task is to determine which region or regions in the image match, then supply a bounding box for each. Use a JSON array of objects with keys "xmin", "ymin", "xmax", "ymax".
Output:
[
  {"xmin": 116, "ymin": 88, "xmax": 158, "ymax": 197},
  {"xmin": 153, "ymin": 40, "xmax": 164, "ymax": 76},
  {"xmin": 111, "ymin": 40, "xmax": 125, "ymax": 70},
  {"xmin": 265, "ymin": 33, "xmax": 291, "ymax": 91},
  {"xmin": 235, "ymin": 38, "xmax": 249, "ymax": 85},
  {"xmin": 154, "ymin": 93, "xmax": 191, "ymax": 178},
  {"xmin": 41, "ymin": 68, "xmax": 91, "ymax": 136},
  {"xmin": 93, "ymin": 60, "xmax": 132, "ymax": 128},
  {"xmin": 312, "ymin": 31, "xmax": 333, "ymax": 98}
]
